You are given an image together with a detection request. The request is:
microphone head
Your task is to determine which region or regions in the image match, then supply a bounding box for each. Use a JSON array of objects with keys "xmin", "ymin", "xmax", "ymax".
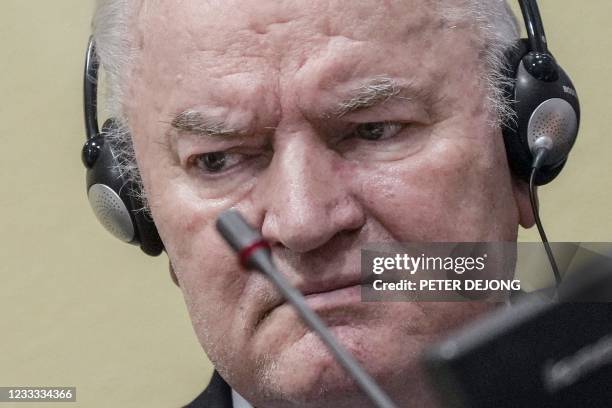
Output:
[{"xmin": 216, "ymin": 210, "xmax": 262, "ymax": 253}]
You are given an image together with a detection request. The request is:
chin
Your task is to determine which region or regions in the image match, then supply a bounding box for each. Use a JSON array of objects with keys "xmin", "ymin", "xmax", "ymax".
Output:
[
  {"xmin": 249, "ymin": 323, "xmax": 423, "ymax": 408},
  {"xmin": 241, "ymin": 302, "xmax": 492, "ymax": 407}
]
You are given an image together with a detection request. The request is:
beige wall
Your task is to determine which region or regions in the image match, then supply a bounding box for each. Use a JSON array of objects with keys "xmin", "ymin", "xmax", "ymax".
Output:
[{"xmin": 0, "ymin": 1, "xmax": 610, "ymax": 407}]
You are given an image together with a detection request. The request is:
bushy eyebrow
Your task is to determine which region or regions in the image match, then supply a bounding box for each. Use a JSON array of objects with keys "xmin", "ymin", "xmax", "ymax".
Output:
[
  {"xmin": 333, "ymin": 76, "xmax": 415, "ymax": 118},
  {"xmin": 169, "ymin": 77, "xmax": 424, "ymax": 137},
  {"xmin": 170, "ymin": 110, "xmax": 237, "ymax": 137}
]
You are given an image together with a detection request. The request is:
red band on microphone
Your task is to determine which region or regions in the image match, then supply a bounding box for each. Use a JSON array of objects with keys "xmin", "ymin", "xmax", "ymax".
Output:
[{"xmin": 238, "ymin": 240, "xmax": 271, "ymax": 269}]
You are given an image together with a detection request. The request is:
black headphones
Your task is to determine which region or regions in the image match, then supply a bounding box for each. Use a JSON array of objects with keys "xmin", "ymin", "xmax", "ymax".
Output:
[
  {"xmin": 82, "ymin": 0, "xmax": 580, "ymax": 256},
  {"xmin": 81, "ymin": 41, "xmax": 164, "ymax": 256}
]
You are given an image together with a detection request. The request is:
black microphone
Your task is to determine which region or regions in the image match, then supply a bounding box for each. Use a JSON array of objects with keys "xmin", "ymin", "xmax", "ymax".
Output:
[{"xmin": 216, "ymin": 210, "xmax": 398, "ymax": 408}]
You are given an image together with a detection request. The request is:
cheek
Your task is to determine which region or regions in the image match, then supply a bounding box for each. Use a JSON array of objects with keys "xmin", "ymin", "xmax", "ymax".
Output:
[
  {"xmin": 151, "ymin": 186, "xmax": 257, "ymax": 370},
  {"xmin": 355, "ymin": 122, "xmax": 517, "ymax": 241},
  {"xmin": 152, "ymin": 182, "xmax": 244, "ymax": 305},
  {"xmin": 134, "ymin": 141, "xmax": 251, "ymax": 342}
]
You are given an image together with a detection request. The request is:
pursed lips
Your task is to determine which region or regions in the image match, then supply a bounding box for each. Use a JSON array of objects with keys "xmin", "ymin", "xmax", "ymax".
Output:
[{"xmin": 254, "ymin": 273, "xmax": 378, "ymax": 329}]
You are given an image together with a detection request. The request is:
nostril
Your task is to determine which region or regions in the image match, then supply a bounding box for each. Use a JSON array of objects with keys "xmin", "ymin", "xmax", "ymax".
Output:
[{"xmin": 260, "ymin": 194, "xmax": 366, "ymax": 254}]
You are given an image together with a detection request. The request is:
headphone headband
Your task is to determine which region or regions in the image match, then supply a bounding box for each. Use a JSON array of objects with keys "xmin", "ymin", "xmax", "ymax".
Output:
[
  {"xmin": 84, "ymin": 37, "xmax": 99, "ymax": 141},
  {"xmin": 519, "ymin": 0, "xmax": 549, "ymax": 53}
]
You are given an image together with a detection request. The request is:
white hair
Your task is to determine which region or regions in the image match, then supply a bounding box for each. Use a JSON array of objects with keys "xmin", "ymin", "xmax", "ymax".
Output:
[
  {"xmin": 439, "ymin": 0, "xmax": 521, "ymax": 124},
  {"xmin": 91, "ymin": 0, "xmax": 144, "ymax": 206},
  {"xmin": 92, "ymin": 0, "xmax": 134, "ymax": 120},
  {"xmin": 91, "ymin": 0, "xmax": 520, "ymax": 210}
]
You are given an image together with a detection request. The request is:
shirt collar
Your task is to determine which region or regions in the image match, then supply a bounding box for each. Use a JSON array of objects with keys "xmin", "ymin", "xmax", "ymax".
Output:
[{"xmin": 231, "ymin": 389, "xmax": 254, "ymax": 408}]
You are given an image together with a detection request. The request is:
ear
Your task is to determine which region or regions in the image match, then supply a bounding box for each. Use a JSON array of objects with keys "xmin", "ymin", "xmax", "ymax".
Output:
[
  {"xmin": 512, "ymin": 178, "xmax": 535, "ymax": 229},
  {"xmin": 169, "ymin": 261, "xmax": 180, "ymax": 287}
]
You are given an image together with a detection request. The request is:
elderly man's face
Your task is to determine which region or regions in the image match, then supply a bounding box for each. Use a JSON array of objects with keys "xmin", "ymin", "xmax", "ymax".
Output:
[{"xmin": 126, "ymin": 0, "xmax": 532, "ymax": 406}]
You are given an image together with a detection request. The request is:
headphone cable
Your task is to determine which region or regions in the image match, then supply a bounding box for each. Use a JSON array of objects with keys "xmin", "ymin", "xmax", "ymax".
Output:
[{"xmin": 529, "ymin": 148, "xmax": 562, "ymax": 286}]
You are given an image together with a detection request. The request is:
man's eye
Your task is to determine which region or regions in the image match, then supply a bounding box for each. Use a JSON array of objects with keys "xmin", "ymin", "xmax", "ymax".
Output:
[
  {"xmin": 354, "ymin": 122, "xmax": 404, "ymax": 141},
  {"xmin": 193, "ymin": 152, "xmax": 242, "ymax": 173}
]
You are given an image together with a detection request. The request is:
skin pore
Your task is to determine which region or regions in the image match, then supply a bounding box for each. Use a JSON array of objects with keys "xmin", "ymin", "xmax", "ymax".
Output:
[{"xmin": 124, "ymin": 0, "xmax": 534, "ymax": 406}]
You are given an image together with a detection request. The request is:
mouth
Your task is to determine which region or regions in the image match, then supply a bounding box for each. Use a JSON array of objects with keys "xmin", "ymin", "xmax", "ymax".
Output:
[
  {"xmin": 256, "ymin": 275, "xmax": 377, "ymax": 329},
  {"xmin": 303, "ymin": 283, "xmax": 362, "ymax": 310}
]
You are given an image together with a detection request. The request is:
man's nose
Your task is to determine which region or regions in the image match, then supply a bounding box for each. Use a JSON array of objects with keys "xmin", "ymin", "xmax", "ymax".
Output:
[{"xmin": 258, "ymin": 134, "xmax": 365, "ymax": 253}]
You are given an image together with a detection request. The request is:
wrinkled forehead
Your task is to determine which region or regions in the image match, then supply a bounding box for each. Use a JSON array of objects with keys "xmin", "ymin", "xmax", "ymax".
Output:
[
  {"xmin": 125, "ymin": 0, "xmax": 483, "ymax": 126},
  {"xmin": 132, "ymin": 0, "xmax": 451, "ymax": 71},
  {"xmin": 134, "ymin": 0, "xmax": 441, "ymax": 40}
]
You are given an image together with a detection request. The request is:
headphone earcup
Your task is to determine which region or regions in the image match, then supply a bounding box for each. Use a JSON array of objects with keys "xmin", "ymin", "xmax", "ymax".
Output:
[
  {"xmin": 502, "ymin": 40, "xmax": 580, "ymax": 185},
  {"xmin": 84, "ymin": 119, "xmax": 163, "ymax": 256},
  {"xmin": 130, "ymin": 194, "xmax": 164, "ymax": 256}
]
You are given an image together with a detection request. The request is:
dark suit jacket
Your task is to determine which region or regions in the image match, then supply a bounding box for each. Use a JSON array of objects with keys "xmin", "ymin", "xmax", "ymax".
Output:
[{"xmin": 185, "ymin": 371, "xmax": 233, "ymax": 408}]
